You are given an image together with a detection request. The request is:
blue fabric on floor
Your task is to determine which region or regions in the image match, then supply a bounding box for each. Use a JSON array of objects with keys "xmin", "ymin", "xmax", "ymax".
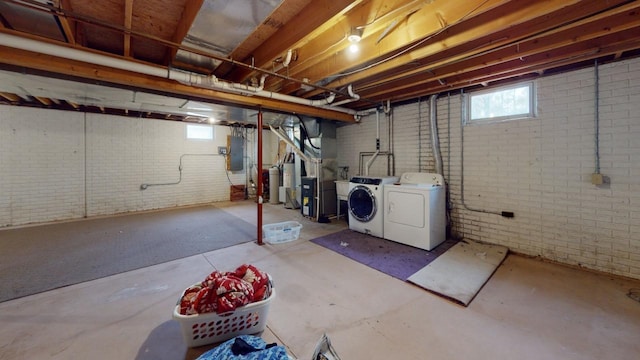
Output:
[{"xmin": 196, "ymin": 335, "xmax": 288, "ymax": 360}]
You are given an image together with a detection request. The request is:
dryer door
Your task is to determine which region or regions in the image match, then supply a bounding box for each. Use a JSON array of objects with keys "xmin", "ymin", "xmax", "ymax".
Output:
[{"xmin": 348, "ymin": 185, "xmax": 376, "ymax": 222}]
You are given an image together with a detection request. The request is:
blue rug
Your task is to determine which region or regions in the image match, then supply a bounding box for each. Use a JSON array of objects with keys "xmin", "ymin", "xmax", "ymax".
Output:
[{"xmin": 310, "ymin": 229, "xmax": 457, "ymax": 280}]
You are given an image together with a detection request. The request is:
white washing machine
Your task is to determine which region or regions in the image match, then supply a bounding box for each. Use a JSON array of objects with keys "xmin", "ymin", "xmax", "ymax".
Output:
[
  {"xmin": 383, "ymin": 172, "xmax": 446, "ymax": 250},
  {"xmin": 348, "ymin": 176, "xmax": 399, "ymax": 238}
]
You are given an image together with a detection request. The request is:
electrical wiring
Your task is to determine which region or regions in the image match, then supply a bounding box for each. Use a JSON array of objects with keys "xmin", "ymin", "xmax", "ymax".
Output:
[
  {"xmin": 140, "ymin": 153, "xmax": 223, "ymax": 189},
  {"xmin": 223, "ymin": 154, "xmax": 236, "ymax": 186}
]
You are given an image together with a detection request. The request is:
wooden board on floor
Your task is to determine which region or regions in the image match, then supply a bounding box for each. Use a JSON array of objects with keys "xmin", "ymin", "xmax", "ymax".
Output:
[{"xmin": 407, "ymin": 240, "xmax": 508, "ymax": 306}]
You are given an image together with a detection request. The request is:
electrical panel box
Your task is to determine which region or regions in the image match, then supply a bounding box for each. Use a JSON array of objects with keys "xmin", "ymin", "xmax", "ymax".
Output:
[{"xmin": 227, "ymin": 135, "xmax": 243, "ymax": 171}]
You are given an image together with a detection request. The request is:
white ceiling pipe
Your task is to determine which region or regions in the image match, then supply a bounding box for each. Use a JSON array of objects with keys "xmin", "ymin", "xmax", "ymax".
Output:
[
  {"xmin": 0, "ymin": 32, "xmax": 356, "ymax": 116},
  {"xmin": 330, "ymin": 84, "xmax": 360, "ymax": 106},
  {"xmin": 0, "ymin": 32, "xmax": 173, "ymax": 79},
  {"xmin": 230, "ymin": 74, "xmax": 267, "ymax": 92},
  {"xmin": 173, "ymin": 69, "xmax": 344, "ymax": 110},
  {"xmin": 282, "ymin": 49, "xmax": 293, "ymax": 67},
  {"xmin": 310, "ymin": 92, "xmax": 336, "ymax": 106}
]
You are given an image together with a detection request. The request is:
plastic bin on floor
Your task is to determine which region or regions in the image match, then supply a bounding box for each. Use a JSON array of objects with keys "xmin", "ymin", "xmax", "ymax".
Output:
[{"xmin": 262, "ymin": 221, "xmax": 302, "ymax": 244}]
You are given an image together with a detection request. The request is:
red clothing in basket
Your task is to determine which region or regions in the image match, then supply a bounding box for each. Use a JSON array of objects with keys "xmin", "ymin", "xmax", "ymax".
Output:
[{"xmin": 179, "ymin": 264, "xmax": 270, "ymax": 315}]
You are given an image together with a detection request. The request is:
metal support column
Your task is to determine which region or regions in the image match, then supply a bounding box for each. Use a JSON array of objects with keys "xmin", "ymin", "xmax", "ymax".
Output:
[{"xmin": 257, "ymin": 108, "xmax": 263, "ymax": 245}]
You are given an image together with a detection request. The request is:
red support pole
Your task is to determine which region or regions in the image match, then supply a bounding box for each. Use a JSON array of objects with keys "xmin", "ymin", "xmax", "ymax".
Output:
[{"xmin": 257, "ymin": 108, "xmax": 263, "ymax": 245}]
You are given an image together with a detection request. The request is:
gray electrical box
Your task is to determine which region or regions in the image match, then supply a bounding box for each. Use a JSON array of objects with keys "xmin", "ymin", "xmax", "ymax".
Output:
[{"xmin": 229, "ymin": 135, "xmax": 243, "ymax": 171}]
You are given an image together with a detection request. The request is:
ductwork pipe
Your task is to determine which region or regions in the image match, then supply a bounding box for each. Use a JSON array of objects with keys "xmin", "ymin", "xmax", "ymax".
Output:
[
  {"xmin": 0, "ymin": 33, "xmax": 356, "ymax": 116},
  {"xmin": 269, "ymin": 124, "xmax": 322, "ymax": 221},
  {"xmin": 430, "ymin": 94, "xmax": 444, "ymax": 175}
]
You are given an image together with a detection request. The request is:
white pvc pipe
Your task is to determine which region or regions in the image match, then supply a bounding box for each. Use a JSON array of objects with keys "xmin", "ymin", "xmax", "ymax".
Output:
[
  {"xmin": 331, "ymin": 84, "xmax": 361, "ymax": 106},
  {"xmin": 0, "ymin": 32, "xmax": 356, "ymax": 116},
  {"xmin": 282, "ymin": 49, "xmax": 293, "ymax": 67},
  {"xmin": 430, "ymin": 94, "xmax": 443, "ymax": 175},
  {"xmin": 364, "ymin": 109, "xmax": 380, "ymax": 176}
]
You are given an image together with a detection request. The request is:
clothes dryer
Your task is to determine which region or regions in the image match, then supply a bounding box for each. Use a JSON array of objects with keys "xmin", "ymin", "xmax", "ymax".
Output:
[
  {"xmin": 348, "ymin": 176, "xmax": 399, "ymax": 238},
  {"xmin": 383, "ymin": 172, "xmax": 446, "ymax": 250}
]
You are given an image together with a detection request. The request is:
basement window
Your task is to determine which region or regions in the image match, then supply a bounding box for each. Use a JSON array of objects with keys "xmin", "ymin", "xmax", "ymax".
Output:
[
  {"xmin": 467, "ymin": 82, "xmax": 535, "ymax": 123},
  {"xmin": 186, "ymin": 124, "xmax": 213, "ymax": 140}
]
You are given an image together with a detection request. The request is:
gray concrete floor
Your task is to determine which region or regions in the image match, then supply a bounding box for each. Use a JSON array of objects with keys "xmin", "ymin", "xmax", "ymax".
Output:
[{"xmin": 1, "ymin": 200, "xmax": 639, "ymax": 359}]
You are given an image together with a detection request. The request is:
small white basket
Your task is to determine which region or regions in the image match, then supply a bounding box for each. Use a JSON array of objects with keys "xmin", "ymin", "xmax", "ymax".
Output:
[
  {"xmin": 173, "ymin": 288, "xmax": 276, "ymax": 347},
  {"xmin": 262, "ymin": 221, "xmax": 302, "ymax": 244}
]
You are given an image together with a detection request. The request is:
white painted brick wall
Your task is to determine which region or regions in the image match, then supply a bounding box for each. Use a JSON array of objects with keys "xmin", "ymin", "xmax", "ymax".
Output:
[
  {"xmin": 86, "ymin": 114, "xmax": 144, "ymax": 215},
  {"xmin": 1, "ymin": 108, "xmax": 267, "ymax": 227},
  {"xmin": 337, "ymin": 57, "xmax": 640, "ymax": 280},
  {"xmin": 0, "ymin": 106, "xmax": 85, "ymax": 226}
]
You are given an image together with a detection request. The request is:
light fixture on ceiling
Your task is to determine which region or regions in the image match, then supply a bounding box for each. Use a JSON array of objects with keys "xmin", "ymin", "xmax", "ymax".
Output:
[
  {"xmin": 348, "ymin": 27, "xmax": 363, "ymax": 43},
  {"xmin": 348, "ymin": 27, "xmax": 363, "ymax": 53}
]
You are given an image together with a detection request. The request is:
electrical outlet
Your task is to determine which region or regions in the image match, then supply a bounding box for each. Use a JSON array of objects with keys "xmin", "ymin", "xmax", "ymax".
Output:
[
  {"xmin": 218, "ymin": 146, "xmax": 228, "ymax": 155},
  {"xmin": 591, "ymin": 173, "xmax": 603, "ymax": 185}
]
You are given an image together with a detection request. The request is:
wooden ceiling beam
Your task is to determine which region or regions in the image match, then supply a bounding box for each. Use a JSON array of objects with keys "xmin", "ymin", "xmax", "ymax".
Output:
[
  {"xmin": 301, "ymin": 0, "xmax": 629, "ymax": 100},
  {"xmin": 354, "ymin": 4, "xmax": 640, "ymax": 98},
  {"xmin": 53, "ymin": 0, "xmax": 76, "ymax": 45},
  {"xmin": 67, "ymin": 100, "xmax": 80, "ymax": 109},
  {"xmin": 0, "ymin": 45, "xmax": 355, "ymax": 122},
  {"xmin": 452, "ymin": 37, "xmax": 640, "ymax": 87},
  {"xmin": 0, "ymin": 92, "xmax": 21, "ymax": 102},
  {"xmin": 264, "ymin": 0, "xmax": 511, "ymax": 93},
  {"xmin": 354, "ymin": 0, "xmax": 640, "ymax": 94},
  {"xmin": 166, "ymin": 0, "xmax": 204, "ymax": 66},
  {"xmin": 390, "ymin": 41, "xmax": 632, "ymax": 103},
  {"xmin": 225, "ymin": 0, "xmax": 361, "ymax": 83},
  {"xmin": 34, "ymin": 96, "xmax": 53, "ymax": 106},
  {"xmin": 123, "ymin": 0, "xmax": 133, "ymax": 57},
  {"xmin": 214, "ymin": 0, "xmax": 313, "ymax": 78},
  {"xmin": 364, "ymin": 32, "xmax": 640, "ymax": 103}
]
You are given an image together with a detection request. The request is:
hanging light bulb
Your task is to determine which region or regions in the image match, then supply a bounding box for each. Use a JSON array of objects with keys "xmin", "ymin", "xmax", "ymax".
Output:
[
  {"xmin": 347, "ymin": 27, "xmax": 363, "ymax": 54},
  {"xmin": 348, "ymin": 27, "xmax": 363, "ymax": 43}
]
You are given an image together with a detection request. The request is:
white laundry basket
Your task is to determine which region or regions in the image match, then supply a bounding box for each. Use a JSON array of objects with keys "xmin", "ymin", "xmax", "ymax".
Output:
[
  {"xmin": 173, "ymin": 284, "xmax": 275, "ymax": 347},
  {"xmin": 262, "ymin": 221, "xmax": 302, "ymax": 244}
]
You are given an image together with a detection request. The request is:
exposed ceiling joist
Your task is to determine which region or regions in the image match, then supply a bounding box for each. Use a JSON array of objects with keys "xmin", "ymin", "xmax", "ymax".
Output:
[
  {"xmin": 0, "ymin": 42, "xmax": 356, "ymax": 122},
  {"xmin": 166, "ymin": 0, "xmax": 204, "ymax": 66},
  {"xmin": 0, "ymin": 91, "xmax": 20, "ymax": 102},
  {"xmin": 0, "ymin": 0, "xmax": 639, "ymax": 123},
  {"xmin": 123, "ymin": 0, "xmax": 133, "ymax": 57}
]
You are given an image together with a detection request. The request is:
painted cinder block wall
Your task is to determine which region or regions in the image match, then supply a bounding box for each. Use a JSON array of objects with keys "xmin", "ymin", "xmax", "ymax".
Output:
[
  {"xmin": 0, "ymin": 108, "xmax": 253, "ymax": 227},
  {"xmin": 337, "ymin": 57, "xmax": 640, "ymax": 280}
]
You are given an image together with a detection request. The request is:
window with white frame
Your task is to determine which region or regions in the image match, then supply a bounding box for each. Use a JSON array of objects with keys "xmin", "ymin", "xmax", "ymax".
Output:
[
  {"xmin": 186, "ymin": 124, "xmax": 213, "ymax": 140},
  {"xmin": 467, "ymin": 82, "xmax": 535, "ymax": 123}
]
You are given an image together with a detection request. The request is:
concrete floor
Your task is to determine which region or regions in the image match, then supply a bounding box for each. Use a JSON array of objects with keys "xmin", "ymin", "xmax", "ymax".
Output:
[{"xmin": 1, "ymin": 200, "xmax": 639, "ymax": 360}]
